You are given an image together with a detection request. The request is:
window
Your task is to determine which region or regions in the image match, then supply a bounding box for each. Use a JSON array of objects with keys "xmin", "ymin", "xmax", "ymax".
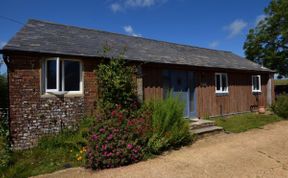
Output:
[
  {"xmin": 252, "ymin": 75, "xmax": 261, "ymax": 92},
  {"xmin": 44, "ymin": 57, "xmax": 82, "ymax": 94},
  {"xmin": 215, "ymin": 73, "xmax": 228, "ymax": 94}
]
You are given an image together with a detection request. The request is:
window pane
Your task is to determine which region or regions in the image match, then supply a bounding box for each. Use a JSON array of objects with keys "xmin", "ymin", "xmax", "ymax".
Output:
[
  {"xmin": 253, "ymin": 77, "xmax": 256, "ymax": 90},
  {"xmin": 64, "ymin": 61, "xmax": 80, "ymax": 91},
  {"xmin": 222, "ymin": 74, "xmax": 227, "ymax": 91},
  {"xmin": 253, "ymin": 76, "xmax": 259, "ymax": 91},
  {"xmin": 60, "ymin": 61, "xmax": 63, "ymax": 91},
  {"xmin": 255, "ymin": 77, "xmax": 259, "ymax": 90},
  {"xmin": 216, "ymin": 75, "xmax": 221, "ymax": 91},
  {"xmin": 47, "ymin": 60, "xmax": 57, "ymax": 89}
]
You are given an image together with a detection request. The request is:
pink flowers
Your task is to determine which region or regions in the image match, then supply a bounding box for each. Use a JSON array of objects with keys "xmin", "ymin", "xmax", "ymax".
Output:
[
  {"xmin": 127, "ymin": 144, "xmax": 133, "ymax": 149},
  {"xmin": 111, "ymin": 110, "xmax": 117, "ymax": 117},
  {"xmin": 102, "ymin": 144, "xmax": 107, "ymax": 151},
  {"xmin": 117, "ymin": 112, "xmax": 124, "ymax": 122},
  {"xmin": 91, "ymin": 134, "xmax": 98, "ymax": 141},
  {"xmin": 99, "ymin": 128, "xmax": 105, "ymax": 133},
  {"xmin": 107, "ymin": 134, "xmax": 113, "ymax": 140}
]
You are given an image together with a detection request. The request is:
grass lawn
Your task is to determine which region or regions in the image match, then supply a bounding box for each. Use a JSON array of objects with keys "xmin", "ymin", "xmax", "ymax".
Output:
[
  {"xmin": 275, "ymin": 80, "xmax": 288, "ymax": 86},
  {"xmin": 0, "ymin": 118, "xmax": 93, "ymax": 178},
  {"xmin": 213, "ymin": 113, "xmax": 282, "ymax": 133}
]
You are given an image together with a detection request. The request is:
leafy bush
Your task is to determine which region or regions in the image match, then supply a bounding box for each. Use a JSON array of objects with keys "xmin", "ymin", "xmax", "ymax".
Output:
[
  {"xmin": 0, "ymin": 75, "xmax": 8, "ymax": 108},
  {"xmin": 86, "ymin": 105, "xmax": 151, "ymax": 169},
  {"xmin": 87, "ymin": 56, "xmax": 151, "ymax": 170},
  {"xmin": 0, "ymin": 108, "xmax": 11, "ymax": 170},
  {"xmin": 272, "ymin": 94, "xmax": 288, "ymax": 119},
  {"xmin": 0, "ymin": 135, "xmax": 11, "ymax": 170},
  {"xmin": 97, "ymin": 58, "xmax": 138, "ymax": 111},
  {"xmin": 147, "ymin": 94, "xmax": 192, "ymax": 154}
]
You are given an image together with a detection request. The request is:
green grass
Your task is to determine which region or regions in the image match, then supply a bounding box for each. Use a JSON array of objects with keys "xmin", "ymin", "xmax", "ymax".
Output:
[
  {"xmin": 275, "ymin": 80, "xmax": 288, "ymax": 86},
  {"xmin": 0, "ymin": 117, "xmax": 94, "ymax": 178},
  {"xmin": 213, "ymin": 113, "xmax": 282, "ymax": 133}
]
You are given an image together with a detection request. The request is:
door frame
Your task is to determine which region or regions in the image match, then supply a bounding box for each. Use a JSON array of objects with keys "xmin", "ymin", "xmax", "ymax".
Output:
[{"xmin": 163, "ymin": 70, "xmax": 197, "ymax": 118}]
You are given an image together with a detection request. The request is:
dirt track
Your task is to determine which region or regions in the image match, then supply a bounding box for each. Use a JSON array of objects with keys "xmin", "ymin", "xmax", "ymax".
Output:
[{"xmin": 34, "ymin": 121, "xmax": 288, "ymax": 178}]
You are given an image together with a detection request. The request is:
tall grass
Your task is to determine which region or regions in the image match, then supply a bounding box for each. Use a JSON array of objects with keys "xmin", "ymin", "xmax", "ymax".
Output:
[{"xmin": 147, "ymin": 94, "xmax": 192, "ymax": 154}]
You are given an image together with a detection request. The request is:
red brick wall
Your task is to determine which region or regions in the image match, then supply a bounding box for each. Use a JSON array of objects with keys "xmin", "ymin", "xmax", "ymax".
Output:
[{"xmin": 8, "ymin": 55, "xmax": 98, "ymax": 149}]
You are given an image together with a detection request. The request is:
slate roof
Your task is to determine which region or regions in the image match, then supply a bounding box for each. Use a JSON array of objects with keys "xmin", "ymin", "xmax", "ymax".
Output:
[{"xmin": 2, "ymin": 19, "xmax": 272, "ymax": 72}]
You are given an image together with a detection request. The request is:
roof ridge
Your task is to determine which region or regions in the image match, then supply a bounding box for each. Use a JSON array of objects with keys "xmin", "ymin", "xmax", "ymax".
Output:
[{"xmin": 27, "ymin": 19, "xmax": 232, "ymax": 54}]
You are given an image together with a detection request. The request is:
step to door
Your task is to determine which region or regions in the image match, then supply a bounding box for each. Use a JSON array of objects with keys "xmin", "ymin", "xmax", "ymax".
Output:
[
  {"xmin": 189, "ymin": 119, "xmax": 215, "ymax": 130},
  {"xmin": 190, "ymin": 126, "xmax": 223, "ymax": 138}
]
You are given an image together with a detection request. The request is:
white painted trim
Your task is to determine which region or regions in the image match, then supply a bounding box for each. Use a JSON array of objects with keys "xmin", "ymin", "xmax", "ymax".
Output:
[
  {"xmin": 45, "ymin": 57, "xmax": 58, "ymax": 92},
  {"xmin": 252, "ymin": 75, "xmax": 261, "ymax": 93},
  {"xmin": 43, "ymin": 58, "xmax": 83, "ymax": 95},
  {"xmin": 215, "ymin": 73, "xmax": 229, "ymax": 94},
  {"xmin": 56, "ymin": 57, "xmax": 60, "ymax": 92}
]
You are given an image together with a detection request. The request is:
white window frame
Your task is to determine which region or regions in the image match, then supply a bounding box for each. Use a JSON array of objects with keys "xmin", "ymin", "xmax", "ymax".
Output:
[
  {"xmin": 215, "ymin": 73, "xmax": 229, "ymax": 94},
  {"xmin": 44, "ymin": 57, "xmax": 83, "ymax": 95},
  {"xmin": 252, "ymin": 75, "xmax": 261, "ymax": 93}
]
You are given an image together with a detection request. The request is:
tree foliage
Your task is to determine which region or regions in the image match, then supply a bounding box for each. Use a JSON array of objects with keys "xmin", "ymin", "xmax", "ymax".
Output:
[
  {"xmin": 243, "ymin": 0, "xmax": 288, "ymax": 77},
  {"xmin": 0, "ymin": 75, "xmax": 8, "ymax": 108},
  {"xmin": 96, "ymin": 57, "xmax": 138, "ymax": 111}
]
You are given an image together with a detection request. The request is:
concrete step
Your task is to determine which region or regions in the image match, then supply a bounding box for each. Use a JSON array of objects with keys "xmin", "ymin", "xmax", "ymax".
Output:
[
  {"xmin": 190, "ymin": 126, "xmax": 223, "ymax": 137},
  {"xmin": 189, "ymin": 119, "xmax": 215, "ymax": 130}
]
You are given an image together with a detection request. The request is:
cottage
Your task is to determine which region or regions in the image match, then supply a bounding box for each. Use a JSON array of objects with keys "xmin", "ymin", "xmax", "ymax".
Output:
[{"xmin": 1, "ymin": 19, "xmax": 274, "ymax": 149}]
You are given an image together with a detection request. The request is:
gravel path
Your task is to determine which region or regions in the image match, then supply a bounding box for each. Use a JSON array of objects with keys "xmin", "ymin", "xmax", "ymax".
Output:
[{"xmin": 34, "ymin": 121, "xmax": 288, "ymax": 178}]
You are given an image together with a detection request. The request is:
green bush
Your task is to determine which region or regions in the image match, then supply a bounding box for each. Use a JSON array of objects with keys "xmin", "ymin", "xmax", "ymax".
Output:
[
  {"xmin": 0, "ymin": 75, "xmax": 8, "ymax": 108},
  {"xmin": 147, "ymin": 94, "xmax": 192, "ymax": 154},
  {"xmin": 0, "ymin": 108, "xmax": 10, "ymax": 170},
  {"xmin": 272, "ymin": 94, "xmax": 288, "ymax": 119},
  {"xmin": 0, "ymin": 135, "xmax": 11, "ymax": 170},
  {"xmin": 97, "ymin": 58, "xmax": 138, "ymax": 111}
]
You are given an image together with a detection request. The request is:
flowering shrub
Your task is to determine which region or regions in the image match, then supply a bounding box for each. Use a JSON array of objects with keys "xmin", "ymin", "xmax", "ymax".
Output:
[
  {"xmin": 87, "ymin": 53, "xmax": 153, "ymax": 169},
  {"xmin": 86, "ymin": 104, "xmax": 151, "ymax": 169}
]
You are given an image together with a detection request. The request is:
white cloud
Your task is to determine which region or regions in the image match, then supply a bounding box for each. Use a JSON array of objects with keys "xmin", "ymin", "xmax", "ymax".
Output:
[
  {"xmin": 209, "ymin": 41, "xmax": 219, "ymax": 48},
  {"xmin": 125, "ymin": 0, "xmax": 157, "ymax": 7},
  {"xmin": 123, "ymin": 25, "xmax": 142, "ymax": 37},
  {"xmin": 110, "ymin": 0, "xmax": 166, "ymax": 12},
  {"xmin": 255, "ymin": 14, "xmax": 266, "ymax": 25},
  {"xmin": 224, "ymin": 19, "xmax": 248, "ymax": 38},
  {"xmin": 111, "ymin": 3, "xmax": 123, "ymax": 12}
]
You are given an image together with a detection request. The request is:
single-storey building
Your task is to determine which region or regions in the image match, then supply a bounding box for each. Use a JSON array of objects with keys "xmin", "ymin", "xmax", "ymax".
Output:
[{"xmin": 1, "ymin": 19, "xmax": 274, "ymax": 149}]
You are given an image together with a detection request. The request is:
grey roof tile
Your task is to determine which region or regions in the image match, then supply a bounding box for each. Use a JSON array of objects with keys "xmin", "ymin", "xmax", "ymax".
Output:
[{"xmin": 2, "ymin": 19, "xmax": 273, "ymax": 72}]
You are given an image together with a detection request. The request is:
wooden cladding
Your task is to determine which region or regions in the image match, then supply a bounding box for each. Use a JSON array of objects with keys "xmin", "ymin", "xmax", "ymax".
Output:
[
  {"xmin": 196, "ymin": 71, "xmax": 268, "ymax": 118},
  {"xmin": 142, "ymin": 64, "xmax": 271, "ymax": 118},
  {"xmin": 142, "ymin": 67, "xmax": 163, "ymax": 101}
]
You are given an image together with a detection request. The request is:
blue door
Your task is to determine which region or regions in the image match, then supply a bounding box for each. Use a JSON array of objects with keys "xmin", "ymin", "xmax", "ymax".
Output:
[
  {"xmin": 163, "ymin": 70, "xmax": 196, "ymax": 118},
  {"xmin": 188, "ymin": 72, "xmax": 197, "ymax": 117},
  {"xmin": 170, "ymin": 71, "xmax": 189, "ymax": 117}
]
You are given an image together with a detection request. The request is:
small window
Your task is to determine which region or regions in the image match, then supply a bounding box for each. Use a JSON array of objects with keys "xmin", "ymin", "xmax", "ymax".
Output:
[
  {"xmin": 252, "ymin": 75, "xmax": 261, "ymax": 92},
  {"xmin": 44, "ymin": 58, "xmax": 82, "ymax": 94},
  {"xmin": 215, "ymin": 73, "xmax": 228, "ymax": 94}
]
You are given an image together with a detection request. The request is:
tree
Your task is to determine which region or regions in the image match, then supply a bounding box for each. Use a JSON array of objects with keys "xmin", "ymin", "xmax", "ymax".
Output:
[
  {"xmin": 243, "ymin": 0, "xmax": 288, "ymax": 77},
  {"xmin": 0, "ymin": 57, "xmax": 8, "ymax": 108}
]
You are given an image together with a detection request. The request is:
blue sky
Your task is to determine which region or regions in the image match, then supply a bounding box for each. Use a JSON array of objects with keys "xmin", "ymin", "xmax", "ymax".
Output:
[{"xmin": 0, "ymin": 0, "xmax": 271, "ymax": 74}]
